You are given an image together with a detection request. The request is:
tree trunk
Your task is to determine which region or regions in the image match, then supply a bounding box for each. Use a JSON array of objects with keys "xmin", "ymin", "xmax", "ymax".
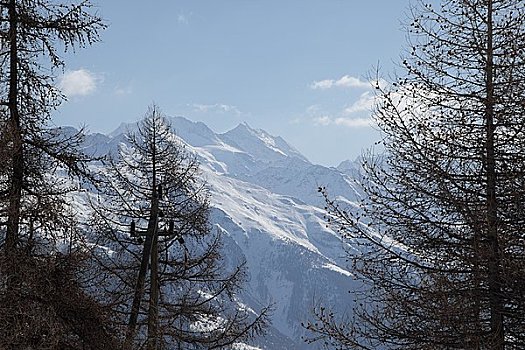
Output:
[
  {"xmin": 484, "ymin": 1, "xmax": 504, "ymax": 348},
  {"xmin": 147, "ymin": 229, "xmax": 159, "ymax": 350},
  {"xmin": 125, "ymin": 194, "xmax": 159, "ymax": 346},
  {"xmin": 5, "ymin": 0, "xmax": 23, "ymax": 254}
]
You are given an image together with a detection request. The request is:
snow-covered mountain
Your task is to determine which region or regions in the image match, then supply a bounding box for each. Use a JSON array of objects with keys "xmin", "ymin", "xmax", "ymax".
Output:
[{"xmin": 81, "ymin": 117, "xmax": 363, "ymax": 349}]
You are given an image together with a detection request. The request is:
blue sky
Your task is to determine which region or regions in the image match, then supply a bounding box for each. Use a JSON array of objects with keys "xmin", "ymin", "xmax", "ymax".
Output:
[{"xmin": 53, "ymin": 0, "xmax": 411, "ymax": 166}]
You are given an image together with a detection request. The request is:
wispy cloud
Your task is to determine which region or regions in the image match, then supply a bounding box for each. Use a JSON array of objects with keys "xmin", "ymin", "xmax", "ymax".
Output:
[
  {"xmin": 177, "ymin": 11, "xmax": 193, "ymax": 25},
  {"xmin": 313, "ymin": 116, "xmax": 332, "ymax": 126},
  {"xmin": 306, "ymin": 76, "xmax": 389, "ymax": 128},
  {"xmin": 192, "ymin": 103, "xmax": 242, "ymax": 116},
  {"xmin": 59, "ymin": 69, "xmax": 99, "ymax": 97},
  {"xmin": 177, "ymin": 13, "xmax": 189, "ymax": 24},
  {"xmin": 313, "ymin": 115, "xmax": 373, "ymax": 128},
  {"xmin": 308, "ymin": 94, "xmax": 376, "ymax": 128},
  {"xmin": 310, "ymin": 75, "xmax": 371, "ymax": 90},
  {"xmin": 334, "ymin": 117, "xmax": 373, "ymax": 127},
  {"xmin": 114, "ymin": 84, "xmax": 133, "ymax": 96},
  {"xmin": 343, "ymin": 91, "xmax": 375, "ymax": 115}
]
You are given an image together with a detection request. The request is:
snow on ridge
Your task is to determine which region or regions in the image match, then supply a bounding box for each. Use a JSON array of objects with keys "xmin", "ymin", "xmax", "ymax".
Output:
[
  {"xmin": 232, "ymin": 343, "xmax": 263, "ymax": 350},
  {"xmin": 323, "ymin": 263, "xmax": 353, "ymax": 277},
  {"xmin": 73, "ymin": 116, "xmax": 361, "ymax": 349},
  {"xmin": 220, "ymin": 122, "xmax": 308, "ymax": 164},
  {"xmin": 206, "ymin": 170, "xmax": 318, "ymax": 252},
  {"xmin": 168, "ymin": 116, "xmax": 224, "ymax": 148},
  {"xmin": 201, "ymin": 163, "xmax": 357, "ymax": 345},
  {"xmin": 107, "ymin": 121, "xmax": 137, "ymax": 138},
  {"xmin": 247, "ymin": 126, "xmax": 287, "ymax": 157}
]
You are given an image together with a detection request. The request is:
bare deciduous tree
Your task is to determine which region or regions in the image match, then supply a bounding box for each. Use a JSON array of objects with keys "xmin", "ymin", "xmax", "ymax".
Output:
[
  {"xmin": 306, "ymin": 1, "xmax": 525, "ymax": 349},
  {"xmin": 0, "ymin": 0, "xmax": 105, "ymax": 254},
  {"xmin": 0, "ymin": 2, "xmax": 118, "ymax": 349}
]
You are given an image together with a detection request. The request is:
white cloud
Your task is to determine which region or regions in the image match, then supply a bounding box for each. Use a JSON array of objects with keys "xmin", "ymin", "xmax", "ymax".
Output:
[
  {"xmin": 313, "ymin": 116, "xmax": 332, "ymax": 126},
  {"xmin": 312, "ymin": 115, "xmax": 373, "ymax": 128},
  {"xmin": 310, "ymin": 75, "xmax": 371, "ymax": 90},
  {"xmin": 306, "ymin": 89, "xmax": 376, "ymax": 128},
  {"xmin": 343, "ymin": 91, "xmax": 375, "ymax": 115},
  {"xmin": 306, "ymin": 104, "xmax": 323, "ymax": 114},
  {"xmin": 334, "ymin": 117, "xmax": 373, "ymax": 127},
  {"xmin": 305, "ymin": 78, "xmax": 390, "ymax": 128},
  {"xmin": 114, "ymin": 84, "xmax": 133, "ymax": 96},
  {"xmin": 59, "ymin": 69, "xmax": 98, "ymax": 97},
  {"xmin": 310, "ymin": 79, "xmax": 334, "ymax": 90},
  {"xmin": 192, "ymin": 103, "xmax": 241, "ymax": 116},
  {"xmin": 335, "ymin": 75, "xmax": 370, "ymax": 89}
]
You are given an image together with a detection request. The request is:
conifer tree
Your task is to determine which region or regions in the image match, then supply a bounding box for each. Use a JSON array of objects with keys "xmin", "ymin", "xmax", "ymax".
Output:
[
  {"xmin": 91, "ymin": 105, "xmax": 269, "ymax": 349},
  {"xmin": 0, "ymin": 0, "xmax": 104, "ymax": 253},
  {"xmin": 0, "ymin": 2, "xmax": 117, "ymax": 348},
  {"xmin": 306, "ymin": 1, "xmax": 525, "ymax": 349}
]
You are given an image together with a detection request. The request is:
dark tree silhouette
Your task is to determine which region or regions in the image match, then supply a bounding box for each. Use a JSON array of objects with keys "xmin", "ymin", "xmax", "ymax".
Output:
[
  {"xmin": 0, "ymin": 0, "xmax": 105, "ymax": 254},
  {"xmin": 306, "ymin": 1, "xmax": 525, "ymax": 349},
  {"xmin": 0, "ymin": 251, "xmax": 121, "ymax": 349},
  {"xmin": 0, "ymin": 2, "xmax": 118, "ymax": 349},
  {"xmin": 90, "ymin": 105, "xmax": 270, "ymax": 350}
]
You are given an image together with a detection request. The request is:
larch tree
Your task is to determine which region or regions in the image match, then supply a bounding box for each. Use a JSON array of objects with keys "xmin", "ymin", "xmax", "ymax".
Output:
[
  {"xmin": 0, "ymin": 2, "xmax": 120, "ymax": 349},
  {"xmin": 90, "ymin": 105, "xmax": 270, "ymax": 350},
  {"xmin": 0, "ymin": 0, "xmax": 104, "ymax": 253},
  {"xmin": 305, "ymin": 0, "xmax": 525, "ymax": 349}
]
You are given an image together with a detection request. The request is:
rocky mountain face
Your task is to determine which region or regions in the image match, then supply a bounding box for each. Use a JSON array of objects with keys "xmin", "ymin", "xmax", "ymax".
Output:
[{"xmin": 80, "ymin": 117, "xmax": 363, "ymax": 349}]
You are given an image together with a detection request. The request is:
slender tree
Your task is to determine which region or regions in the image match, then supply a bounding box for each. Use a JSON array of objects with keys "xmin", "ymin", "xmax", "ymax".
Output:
[
  {"xmin": 0, "ymin": 2, "xmax": 117, "ymax": 348},
  {"xmin": 90, "ymin": 105, "xmax": 269, "ymax": 349},
  {"xmin": 306, "ymin": 0, "xmax": 525, "ymax": 349},
  {"xmin": 0, "ymin": 0, "xmax": 104, "ymax": 254}
]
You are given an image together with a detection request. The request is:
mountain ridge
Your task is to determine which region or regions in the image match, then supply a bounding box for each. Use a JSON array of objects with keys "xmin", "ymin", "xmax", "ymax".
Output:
[{"xmin": 75, "ymin": 116, "xmax": 361, "ymax": 349}]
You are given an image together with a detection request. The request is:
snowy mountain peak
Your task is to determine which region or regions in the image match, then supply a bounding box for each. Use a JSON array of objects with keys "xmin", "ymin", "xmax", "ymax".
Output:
[
  {"xmin": 220, "ymin": 122, "xmax": 308, "ymax": 165},
  {"xmin": 74, "ymin": 117, "xmax": 360, "ymax": 349},
  {"xmin": 167, "ymin": 116, "xmax": 223, "ymax": 147},
  {"xmin": 108, "ymin": 121, "xmax": 137, "ymax": 138}
]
